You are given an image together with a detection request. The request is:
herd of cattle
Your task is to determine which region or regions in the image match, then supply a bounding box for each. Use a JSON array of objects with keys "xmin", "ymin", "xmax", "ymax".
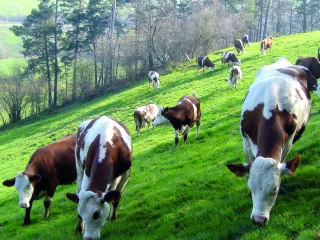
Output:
[{"xmin": 3, "ymin": 34, "xmax": 320, "ymax": 239}]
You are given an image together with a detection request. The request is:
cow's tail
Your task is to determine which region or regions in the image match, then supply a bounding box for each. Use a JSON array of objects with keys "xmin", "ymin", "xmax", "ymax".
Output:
[{"xmin": 192, "ymin": 91, "xmax": 196, "ymax": 96}]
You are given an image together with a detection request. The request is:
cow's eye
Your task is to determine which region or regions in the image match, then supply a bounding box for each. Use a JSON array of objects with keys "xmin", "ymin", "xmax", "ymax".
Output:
[
  {"xmin": 27, "ymin": 184, "xmax": 30, "ymax": 188},
  {"xmin": 272, "ymin": 187, "xmax": 277, "ymax": 194},
  {"xmin": 93, "ymin": 210, "xmax": 100, "ymax": 220}
]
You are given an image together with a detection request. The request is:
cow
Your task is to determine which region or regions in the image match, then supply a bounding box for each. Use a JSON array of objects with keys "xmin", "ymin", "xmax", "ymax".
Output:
[
  {"xmin": 152, "ymin": 92, "xmax": 201, "ymax": 148},
  {"xmin": 196, "ymin": 56, "xmax": 215, "ymax": 72},
  {"xmin": 148, "ymin": 71, "xmax": 160, "ymax": 89},
  {"xmin": 234, "ymin": 39, "xmax": 245, "ymax": 55},
  {"xmin": 221, "ymin": 51, "xmax": 241, "ymax": 67},
  {"xmin": 66, "ymin": 116, "xmax": 132, "ymax": 239},
  {"xmin": 226, "ymin": 57, "xmax": 320, "ymax": 225},
  {"xmin": 241, "ymin": 34, "xmax": 251, "ymax": 47},
  {"xmin": 260, "ymin": 36, "xmax": 274, "ymax": 55},
  {"xmin": 295, "ymin": 56, "xmax": 320, "ymax": 79},
  {"xmin": 133, "ymin": 103, "xmax": 159, "ymax": 136},
  {"xmin": 3, "ymin": 134, "xmax": 77, "ymax": 225},
  {"xmin": 226, "ymin": 66, "xmax": 242, "ymax": 89}
]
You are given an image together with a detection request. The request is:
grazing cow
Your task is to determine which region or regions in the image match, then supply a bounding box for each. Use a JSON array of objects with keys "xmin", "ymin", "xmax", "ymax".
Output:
[
  {"xmin": 221, "ymin": 51, "xmax": 241, "ymax": 67},
  {"xmin": 148, "ymin": 71, "xmax": 160, "ymax": 89},
  {"xmin": 260, "ymin": 36, "xmax": 274, "ymax": 55},
  {"xmin": 234, "ymin": 39, "xmax": 245, "ymax": 55},
  {"xmin": 3, "ymin": 134, "xmax": 77, "ymax": 225},
  {"xmin": 295, "ymin": 56, "xmax": 320, "ymax": 79},
  {"xmin": 241, "ymin": 34, "xmax": 251, "ymax": 47},
  {"xmin": 66, "ymin": 116, "xmax": 132, "ymax": 239},
  {"xmin": 226, "ymin": 66, "xmax": 242, "ymax": 89},
  {"xmin": 133, "ymin": 103, "xmax": 159, "ymax": 136},
  {"xmin": 226, "ymin": 57, "xmax": 320, "ymax": 224},
  {"xmin": 196, "ymin": 56, "xmax": 215, "ymax": 72},
  {"xmin": 152, "ymin": 92, "xmax": 201, "ymax": 147}
]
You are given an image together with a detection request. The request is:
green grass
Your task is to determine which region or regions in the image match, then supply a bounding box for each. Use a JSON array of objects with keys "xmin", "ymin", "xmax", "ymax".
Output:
[
  {"xmin": 0, "ymin": 31, "xmax": 320, "ymax": 240},
  {"xmin": 0, "ymin": 0, "xmax": 38, "ymax": 18}
]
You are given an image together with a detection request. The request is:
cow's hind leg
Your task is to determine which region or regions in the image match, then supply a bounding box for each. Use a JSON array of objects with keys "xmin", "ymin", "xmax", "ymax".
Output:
[
  {"xmin": 195, "ymin": 120, "xmax": 201, "ymax": 139},
  {"xmin": 109, "ymin": 169, "xmax": 131, "ymax": 221},
  {"xmin": 183, "ymin": 127, "xmax": 191, "ymax": 145}
]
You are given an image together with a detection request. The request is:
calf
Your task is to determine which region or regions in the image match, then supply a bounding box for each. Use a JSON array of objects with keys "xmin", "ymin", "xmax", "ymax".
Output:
[
  {"xmin": 133, "ymin": 103, "xmax": 159, "ymax": 136},
  {"xmin": 226, "ymin": 57, "xmax": 320, "ymax": 224},
  {"xmin": 148, "ymin": 71, "xmax": 160, "ymax": 88},
  {"xmin": 241, "ymin": 34, "xmax": 251, "ymax": 47},
  {"xmin": 3, "ymin": 134, "xmax": 77, "ymax": 225},
  {"xmin": 260, "ymin": 36, "xmax": 273, "ymax": 55},
  {"xmin": 221, "ymin": 51, "xmax": 241, "ymax": 67},
  {"xmin": 226, "ymin": 66, "xmax": 242, "ymax": 89},
  {"xmin": 152, "ymin": 92, "xmax": 201, "ymax": 147},
  {"xmin": 234, "ymin": 39, "xmax": 245, "ymax": 55},
  {"xmin": 295, "ymin": 56, "xmax": 320, "ymax": 79},
  {"xmin": 196, "ymin": 56, "xmax": 215, "ymax": 72},
  {"xmin": 66, "ymin": 116, "xmax": 132, "ymax": 239}
]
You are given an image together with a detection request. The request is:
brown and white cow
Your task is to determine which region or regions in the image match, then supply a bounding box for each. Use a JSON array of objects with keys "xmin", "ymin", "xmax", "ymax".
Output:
[
  {"xmin": 133, "ymin": 103, "xmax": 159, "ymax": 136},
  {"xmin": 221, "ymin": 51, "xmax": 241, "ymax": 67},
  {"xmin": 226, "ymin": 57, "xmax": 320, "ymax": 224},
  {"xmin": 196, "ymin": 56, "xmax": 215, "ymax": 72},
  {"xmin": 260, "ymin": 36, "xmax": 274, "ymax": 55},
  {"xmin": 152, "ymin": 92, "xmax": 201, "ymax": 148},
  {"xmin": 241, "ymin": 34, "xmax": 251, "ymax": 47},
  {"xmin": 295, "ymin": 56, "xmax": 320, "ymax": 79},
  {"xmin": 148, "ymin": 71, "xmax": 160, "ymax": 88},
  {"xmin": 3, "ymin": 134, "xmax": 77, "ymax": 225},
  {"xmin": 226, "ymin": 66, "xmax": 242, "ymax": 89},
  {"xmin": 234, "ymin": 39, "xmax": 245, "ymax": 55},
  {"xmin": 66, "ymin": 116, "xmax": 132, "ymax": 239}
]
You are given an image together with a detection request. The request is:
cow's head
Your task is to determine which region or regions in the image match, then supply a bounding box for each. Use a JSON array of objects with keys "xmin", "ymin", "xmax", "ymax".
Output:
[
  {"xmin": 3, "ymin": 172, "xmax": 41, "ymax": 208},
  {"xmin": 226, "ymin": 155, "xmax": 301, "ymax": 224},
  {"xmin": 66, "ymin": 190, "xmax": 120, "ymax": 239},
  {"xmin": 152, "ymin": 106, "xmax": 170, "ymax": 127}
]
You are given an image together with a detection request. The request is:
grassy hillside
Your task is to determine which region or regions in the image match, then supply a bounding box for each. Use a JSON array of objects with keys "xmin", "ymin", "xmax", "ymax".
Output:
[
  {"xmin": 0, "ymin": 31, "xmax": 320, "ymax": 240},
  {"xmin": 0, "ymin": 0, "xmax": 38, "ymax": 19}
]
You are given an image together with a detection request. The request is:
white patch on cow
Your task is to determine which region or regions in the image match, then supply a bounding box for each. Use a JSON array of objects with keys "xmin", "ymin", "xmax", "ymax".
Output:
[
  {"xmin": 201, "ymin": 56, "xmax": 207, "ymax": 66},
  {"xmin": 183, "ymin": 97, "xmax": 198, "ymax": 120},
  {"xmin": 14, "ymin": 173, "xmax": 34, "ymax": 208},
  {"xmin": 78, "ymin": 190, "xmax": 111, "ymax": 239},
  {"xmin": 152, "ymin": 106, "xmax": 170, "ymax": 127},
  {"xmin": 148, "ymin": 71, "xmax": 160, "ymax": 88},
  {"xmin": 242, "ymin": 57, "xmax": 311, "ymax": 123},
  {"xmin": 248, "ymin": 157, "xmax": 281, "ymax": 222}
]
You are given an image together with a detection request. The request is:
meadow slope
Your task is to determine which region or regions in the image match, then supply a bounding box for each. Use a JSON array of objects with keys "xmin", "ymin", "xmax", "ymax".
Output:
[{"xmin": 0, "ymin": 31, "xmax": 320, "ymax": 240}]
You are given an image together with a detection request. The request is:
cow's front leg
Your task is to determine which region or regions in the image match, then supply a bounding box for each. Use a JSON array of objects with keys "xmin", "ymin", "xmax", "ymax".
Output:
[
  {"xmin": 174, "ymin": 130, "xmax": 179, "ymax": 148},
  {"xmin": 75, "ymin": 214, "xmax": 84, "ymax": 235},
  {"xmin": 23, "ymin": 199, "xmax": 33, "ymax": 225},
  {"xmin": 43, "ymin": 196, "xmax": 52, "ymax": 218},
  {"xmin": 183, "ymin": 127, "xmax": 191, "ymax": 145}
]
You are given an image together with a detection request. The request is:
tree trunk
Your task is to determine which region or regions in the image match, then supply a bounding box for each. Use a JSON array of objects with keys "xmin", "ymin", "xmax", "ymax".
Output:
[
  {"xmin": 302, "ymin": 0, "xmax": 307, "ymax": 32},
  {"xmin": 53, "ymin": 0, "xmax": 59, "ymax": 107},
  {"xmin": 44, "ymin": 36, "xmax": 52, "ymax": 108},
  {"xmin": 263, "ymin": 0, "xmax": 272, "ymax": 38}
]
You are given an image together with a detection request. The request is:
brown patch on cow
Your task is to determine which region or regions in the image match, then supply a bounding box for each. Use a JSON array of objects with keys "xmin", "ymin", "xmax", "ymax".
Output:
[
  {"xmin": 84, "ymin": 134, "xmax": 101, "ymax": 178},
  {"xmin": 241, "ymin": 104, "xmax": 299, "ymax": 162},
  {"xmin": 295, "ymin": 88, "xmax": 303, "ymax": 100}
]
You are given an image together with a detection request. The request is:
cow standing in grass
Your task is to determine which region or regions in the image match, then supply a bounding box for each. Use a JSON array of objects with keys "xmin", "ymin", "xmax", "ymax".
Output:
[
  {"xmin": 66, "ymin": 116, "xmax": 132, "ymax": 239},
  {"xmin": 221, "ymin": 51, "xmax": 241, "ymax": 67},
  {"xmin": 295, "ymin": 56, "xmax": 320, "ymax": 79},
  {"xmin": 226, "ymin": 66, "xmax": 242, "ymax": 89},
  {"xmin": 134, "ymin": 104, "xmax": 159, "ymax": 136},
  {"xmin": 260, "ymin": 36, "xmax": 274, "ymax": 55},
  {"xmin": 148, "ymin": 71, "xmax": 160, "ymax": 88},
  {"xmin": 196, "ymin": 56, "xmax": 215, "ymax": 72},
  {"xmin": 226, "ymin": 57, "xmax": 320, "ymax": 224},
  {"xmin": 153, "ymin": 92, "xmax": 201, "ymax": 148},
  {"xmin": 241, "ymin": 34, "xmax": 251, "ymax": 47},
  {"xmin": 3, "ymin": 134, "xmax": 77, "ymax": 225},
  {"xmin": 234, "ymin": 39, "xmax": 245, "ymax": 55}
]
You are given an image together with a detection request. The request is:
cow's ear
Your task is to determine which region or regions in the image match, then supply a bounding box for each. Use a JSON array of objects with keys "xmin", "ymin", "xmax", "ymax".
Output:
[
  {"xmin": 29, "ymin": 175, "xmax": 41, "ymax": 183},
  {"xmin": 280, "ymin": 155, "xmax": 301, "ymax": 176},
  {"xmin": 226, "ymin": 163, "xmax": 251, "ymax": 177},
  {"xmin": 163, "ymin": 107, "xmax": 169, "ymax": 114},
  {"xmin": 66, "ymin": 193, "xmax": 79, "ymax": 204},
  {"xmin": 103, "ymin": 190, "xmax": 121, "ymax": 203},
  {"xmin": 3, "ymin": 178, "xmax": 16, "ymax": 187}
]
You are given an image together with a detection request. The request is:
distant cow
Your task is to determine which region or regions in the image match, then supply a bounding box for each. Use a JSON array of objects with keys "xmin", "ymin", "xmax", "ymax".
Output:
[
  {"xmin": 295, "ymin": 56, "xmax": 320, "ymax": 79},
  {"xmin": 221, "ymin": 51, "xmax": 241, "ymax": 67},
  {"xmin": 226, "ymin": 57, "xmax": 320, "ymax": 224},
  {"xmin": 234, "ymin": 39, "xmax": 245, "ymax": 55},
  {"xmin": 148, "ymin": 71, "xmax": 160, "ymax": 88},
  {"xmin": 226, "ymin": 66, "xmax": 242, "ymax": 89},
  {"xmin": 134, "ymin": 103, "xmax": 159, "ymax": 136},
  {"xmin": 66, "ymin": 116, "xmax": 132, "ymax": 239},
  {"xmin": 260, "ymin": 36, "xmax": 274, "ymax": 55},
  {"xmin": 152, "ymin": 92, "xmax": 201, "ymax": 147},
  {"xmin": 196, "ymin": 56, "xmax": 215, "ymax": 72},
  {"xmin": 3, "ymin": 134, "xmax": 77, "ymax": 225},
  {"xmin": 241, "ymin": 34, "xmax": 251, "ymax": 47}
]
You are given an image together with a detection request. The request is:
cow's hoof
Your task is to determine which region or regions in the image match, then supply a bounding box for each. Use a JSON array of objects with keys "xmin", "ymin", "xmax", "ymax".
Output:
[
  {"xmin": 23, "ymin": 220, "xmax": 31, "ymax": 226},
  {"xmin": 44, "ymin": 211, "xmax": 49, "ymax": 218}
]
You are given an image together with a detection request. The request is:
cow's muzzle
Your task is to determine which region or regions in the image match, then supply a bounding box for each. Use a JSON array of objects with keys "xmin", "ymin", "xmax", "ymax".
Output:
[
  {"xmin": 252, "ymin": 215, "xmax": 268, "ymax": 225},
  {"xmin": 19, "ymin": 202, "xmax": 30, "ymax": 208}
]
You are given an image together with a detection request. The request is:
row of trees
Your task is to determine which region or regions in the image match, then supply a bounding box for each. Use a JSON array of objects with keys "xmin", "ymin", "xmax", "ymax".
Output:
[{"xmin": 0, "ymin": 0, "xmax": 320, "ymax": 125}]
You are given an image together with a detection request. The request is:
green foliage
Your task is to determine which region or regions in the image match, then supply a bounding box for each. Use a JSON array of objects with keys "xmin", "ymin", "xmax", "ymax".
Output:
[{"xmin": 0, "ymin": 31, "xmax": 320, "ymax": 239}]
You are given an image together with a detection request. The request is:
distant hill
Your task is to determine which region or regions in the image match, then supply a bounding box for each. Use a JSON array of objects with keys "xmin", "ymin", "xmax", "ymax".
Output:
[{"xmin": 0, "ymin": 0, "xmax": 38, "ymax": 22}]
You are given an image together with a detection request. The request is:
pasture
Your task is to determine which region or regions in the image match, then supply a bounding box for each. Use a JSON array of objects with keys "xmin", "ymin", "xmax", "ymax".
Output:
[{"xmin": 0, "ymin": 31, "xmax": 320, "ymax": 239}]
